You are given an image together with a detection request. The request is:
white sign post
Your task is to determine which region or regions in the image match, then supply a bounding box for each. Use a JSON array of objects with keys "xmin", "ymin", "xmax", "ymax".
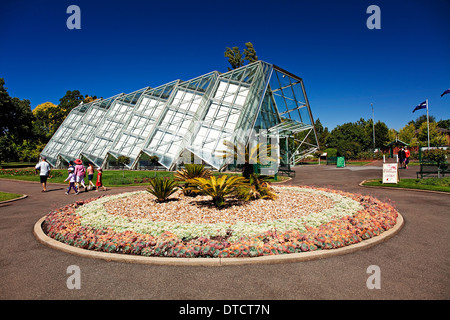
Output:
[{"xmin": 382, "ymin": 163, "xmax": 399, "ymax": 184}]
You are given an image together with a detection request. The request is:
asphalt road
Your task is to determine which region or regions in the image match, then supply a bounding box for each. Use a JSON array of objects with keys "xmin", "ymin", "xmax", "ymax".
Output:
[{"xmin": 0, "ymin": 164, "xmax": 449, "ymax": 301}]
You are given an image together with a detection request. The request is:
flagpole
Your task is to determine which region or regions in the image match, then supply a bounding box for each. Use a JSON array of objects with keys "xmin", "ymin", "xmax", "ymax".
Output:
[{"xmin": 426, "ymin": 99, "xmax": 430, "ymax": 148}]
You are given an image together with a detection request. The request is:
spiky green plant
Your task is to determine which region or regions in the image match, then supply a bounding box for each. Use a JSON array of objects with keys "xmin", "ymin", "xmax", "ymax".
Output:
[
  {"xmin": 187, "ymin": 175, "xmax": 247, "ymax": 207},
  {"xmin": 146, "ymin": 177, "xmax": 179, "ymax": 203},
  {"xmin": 174, "ymin": 164, "xmax": 212, "ymax": 196},
  {"xmin": 217, "ymin": 140, "xmax": 279, "ymax": 179},
  {"xmin": 238, "ymin": 173, "xmax": 277, "ymax": 201}
]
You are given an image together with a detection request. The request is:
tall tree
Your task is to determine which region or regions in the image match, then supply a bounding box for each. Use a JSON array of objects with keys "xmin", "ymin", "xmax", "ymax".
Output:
[
  {"xmin": 32, "ymin": 102, "xmax": 60, "ymax": 142},
  {"xmin": 0, "ymin": 78, "xmax": 34, "ymax": 162},
  {"xmin": 224, "ymin": 47, "xmax": 244, "ymax": 71},
  {"xmin": 243, "ymin": 42, "xmax": 258, "ymax": 63},
  {"xmin": 59, "ymin": 90, "xmax": 85, "ymax": 115},
  {"xmin": 314, "ymin": 118, "xmax": 329, "ymax": 149},
  {"xmin": 225, "ymin": 42, "xmax": 259, "ymax": 70},
  {"xmin": 326, "ymin": 118, "xmax": 389, "ymax": 159}
]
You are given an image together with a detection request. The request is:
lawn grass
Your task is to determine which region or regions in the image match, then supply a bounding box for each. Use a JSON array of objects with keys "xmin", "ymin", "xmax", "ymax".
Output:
[
  {"xmin": 362, "ymin": 177, "xmax": 450, "ymax": 193},
  {"xmin": 0, "ymin": 168, "xmax": 289, "ymax": 187},
  {"xmin": 0, "ymin": 191, "xmax": 24, "ymax": 202}
]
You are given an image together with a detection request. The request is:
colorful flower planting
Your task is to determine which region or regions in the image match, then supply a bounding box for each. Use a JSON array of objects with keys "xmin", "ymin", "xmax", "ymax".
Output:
[{"xmin": 41, "ymin": 186, "xmax": 399, "ymax": 258}]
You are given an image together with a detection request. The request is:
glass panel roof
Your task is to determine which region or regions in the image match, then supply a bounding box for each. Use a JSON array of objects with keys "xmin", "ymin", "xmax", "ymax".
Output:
[{"xmin": 41, "ymin": 61, "xmax": 318, "ymax": 169}]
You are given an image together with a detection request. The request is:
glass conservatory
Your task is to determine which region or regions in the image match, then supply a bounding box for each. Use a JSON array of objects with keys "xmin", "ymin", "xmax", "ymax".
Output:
[{"xmin": 41, "ymin": 61, "xmax": 319, "ymax": 170}]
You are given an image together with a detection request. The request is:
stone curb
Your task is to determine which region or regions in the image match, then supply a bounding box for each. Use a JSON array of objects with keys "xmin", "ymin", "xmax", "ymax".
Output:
[
  {"xmin": 0, "ymin": 194, "xmax": 28, "ymax": 205},
  {"xmin": 33, "ymin": 213, "xmax": 404, "ymax": 266}
]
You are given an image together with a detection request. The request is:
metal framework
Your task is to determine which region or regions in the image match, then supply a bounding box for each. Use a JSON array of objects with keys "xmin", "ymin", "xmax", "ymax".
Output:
[{"xmin": 41, "ymin": 61, "xmax": 319, "ymax": 170}]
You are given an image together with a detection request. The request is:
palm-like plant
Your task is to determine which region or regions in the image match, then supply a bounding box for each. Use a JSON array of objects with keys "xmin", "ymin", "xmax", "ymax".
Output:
[
  {"xmin": 238, "ymin": 173, "xmax": 277, "ymax": 201},
  {"xmin": 146, "ymin": 177, "xmax": 179, "ymax": 203},
  {"xmin": 218, "ymin": 140, "xmax": 278, "ymax": 179},
  {"xmin": 187, "ymin": 175, "xmax": 247, "ymax": 207},
  {"xmin": 174, "ymin": 164, "xmax": 212, "ymax": 196}
]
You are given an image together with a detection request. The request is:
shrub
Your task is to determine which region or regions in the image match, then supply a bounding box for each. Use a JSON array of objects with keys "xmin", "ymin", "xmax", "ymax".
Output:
[
  {"xmin": 174, "ymin": 164, "xmax": 212, "ymax": 196},
  {"xmin": 238, "ymin": 174, "xmax": 276, "ymax": 201},
  {"xmin": 423, "ymin": 148, "xmax": 449, "ymax": 164},
  {"xmin": 187, "ymin": 175, "xmax": 247, "ymax": 207},
  {"xmin": 146, "ymin": 177, "xmax": 179, "ymax": 202}
]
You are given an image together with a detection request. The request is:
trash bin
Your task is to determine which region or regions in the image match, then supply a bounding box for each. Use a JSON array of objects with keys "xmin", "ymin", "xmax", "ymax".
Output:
[{"xmin": 336, "ymin": 157, "xmax": 345, "ymax": 168}]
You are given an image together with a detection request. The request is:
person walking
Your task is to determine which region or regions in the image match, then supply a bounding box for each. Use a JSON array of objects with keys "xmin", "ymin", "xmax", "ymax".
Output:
[
  {"xmin": 64, "ymin": 167, "xmax": 79, "ymax": 195},
  {"xmin": 68, "ymin": 160, "xmax": 75, "ymax": 172},
  {"xmin": 73, "ymin": 159, "xmax": 87, "ymax": 191},
  {"xmin": 398, "ymin": 147, "xmax": 405, "ymax": 169},
  {"xmin": 404, "ymin": 147, "xmax": 410, "ymax": 169},
  {"xmin": 87, "ymin": 163, "xmax": 95, "ymax": 190},
  {"xmin": 95, "ymin": 167, "xmax": 107, "ymax": 192},
  {"xmin": 35, "ymin": 156, "xmax": 51, "ymax": 192}
]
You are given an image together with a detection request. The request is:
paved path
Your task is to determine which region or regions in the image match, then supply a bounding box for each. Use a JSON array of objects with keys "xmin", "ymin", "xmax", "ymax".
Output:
[{"xmin": 0, "ymin": 165, "xmax": 449, "ymax": 300}]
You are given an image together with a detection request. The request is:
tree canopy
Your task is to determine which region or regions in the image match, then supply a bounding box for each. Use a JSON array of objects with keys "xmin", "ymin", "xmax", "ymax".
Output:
[
  {"xmin": 0, "ymin": 77, "xmax": 97, "ymax": 164},
  {"xmin": 224, "ymin": 42, "xmax": 259, "ymax": 70}
]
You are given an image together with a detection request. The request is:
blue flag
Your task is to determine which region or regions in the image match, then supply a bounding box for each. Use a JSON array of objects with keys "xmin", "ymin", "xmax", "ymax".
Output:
[
  {"xmin": 441, "ymin": 89, "xmax": 450, "ymax": 97},
  {"xmin": 412, "ymin": 101, "xmax": 427, "ymax": 113}
]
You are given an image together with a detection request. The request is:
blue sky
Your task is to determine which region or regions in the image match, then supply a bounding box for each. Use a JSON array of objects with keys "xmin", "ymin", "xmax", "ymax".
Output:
[{"xmin": 1, "ymin": 0, "xmax": 449, "ymax": 131}]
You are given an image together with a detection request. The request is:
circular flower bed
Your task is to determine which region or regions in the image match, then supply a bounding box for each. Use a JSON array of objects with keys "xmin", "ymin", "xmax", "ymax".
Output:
[{"xmin": 42, "ymin": 186, "xmax": 399, "ymax": 258}]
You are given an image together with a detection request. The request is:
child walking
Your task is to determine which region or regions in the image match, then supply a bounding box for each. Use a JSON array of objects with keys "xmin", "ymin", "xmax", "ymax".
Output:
[
  {"xmin": 64, "ymin": 167, "xmax": 79, "ymax": 195},
  {"xmin": 95, "ymin": 167, "xmax": 107, "ymax": 192}
]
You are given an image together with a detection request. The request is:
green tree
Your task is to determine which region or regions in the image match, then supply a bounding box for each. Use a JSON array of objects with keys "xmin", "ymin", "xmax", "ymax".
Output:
[
  {"xmin": 314, "ymin": 118, "xmax": 329, "ymax": 150},
  {"xmin": 117, "ymin": 155, "xmax": 131, "ymax": 177},
  {"xmin": 398, "ymin": 122, "xmax": 418, "ymax": 146},
  {"xmin": 437, "ymin": 119, "xmax": 450, "ymax": 130},
  {"xmin": 0, "ymin": 78, "xmax": 34, "ymax": 163},
  {"xmin": 32, "ymin": 102, "xmax": 60, "ymax": 142},
  {"xmin": 224, "ymin": 47, "xmax": 244, "ymax": 71},
  {"xmin": 408, "ymin": 114, "xmax": 436, "ymax": 129},
  {"xmin": 224, "ymin": 42, "xmax": 259, "ymax": 70},
  {"xmin": 388, "ymin": 128, "xmax": 398, "ymax": 142},
  {"xmin": 59, "ymin": 90, "xmax": 85, "ymax": 114},
  {"xmin": 418, "ymin": 121, "xmax": 447, "ymax": 146},
  {"xmin": 373, "ymin": 120, "xmax": 390, "ymax": 149},
  {"xmin": 243, "ymin": 42, "xmax": 258, "ymax": 63},
  {"xmin": 326, "ymin": 118, "xmax": 389, "ymax": 159}
]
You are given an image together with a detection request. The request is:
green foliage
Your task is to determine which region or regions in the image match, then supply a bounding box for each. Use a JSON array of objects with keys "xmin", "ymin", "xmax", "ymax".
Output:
[
  {"xmin": 218, "ymin": 140, "xmax": 278, "ymax": 178},
  {"xmin": 146, "ymin": 177, "xmax": 179, "ymax": 203},
  {"xmin": 400, "ymin": 116, "xmax": 448, "ymax": 147},
  {"xmin": 224, "ymin": 42, "xmax": 258, "ymax": 70},
  {"xmin": 0, "ymin": 78, "xmax": 34, "ymax": 163},
  {"xmin": 237, "ymin": 174, "xmax": 277, "ymax": 201},
  {"xmin": 325, "ymin": 118, "xmax": 390, "ymax": 159},
  {"xmin": 324, "ymin": 148, "xmax": 337, "ymax": 157},
  {"xmin": 149, "ymin": 155, "xmax": 159, "ymax": 164},
  {"xmin": 243, "ymin": 42, "xmax": 258, "ymax": 63},
  {"xmin": 422, "ymin": 149, "xmax": 449, "ymax": 164},
  {"xmin": 174, "ymin": 164, "xmax": 212, "ymax": 196},
  {"xmin": 224, "ymin": 47, "xmax": 244, "ymax": 70},
  {"xmin": 175, "ymin": 164, "xmax": 212, "ymax": 180},
  {"xmin": 117, "ymin": 155, "xmax": 131, "ymax": 166},
  {"xmin": 117, "ymin": 155, "xmax": 131, "ymax": 178},
  {"xmin": 187, "ymin": 175, "xmax": 247, "ymax": 207}
]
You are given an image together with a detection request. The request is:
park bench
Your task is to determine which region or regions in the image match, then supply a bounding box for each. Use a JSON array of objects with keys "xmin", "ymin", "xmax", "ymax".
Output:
[
  {"xmin": 278, "ymin": 166, "xmax": 296, "ymax": 177},
  {"xmin": 416, "ymin": 163, "xmax": 449, "ymax": 178}
]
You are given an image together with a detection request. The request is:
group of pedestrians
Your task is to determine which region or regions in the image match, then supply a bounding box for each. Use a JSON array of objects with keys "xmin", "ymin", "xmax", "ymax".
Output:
[
  {"xmin": 64, "ymin": 159, "xmax": 107, "ymax": 195},
  {"xmin": 34, "ymin": 156, "xmax": 106, "ymax": 194},
  {"xmin": 398, "ymin": 146, "xmax": 411, "ymax": 169}
]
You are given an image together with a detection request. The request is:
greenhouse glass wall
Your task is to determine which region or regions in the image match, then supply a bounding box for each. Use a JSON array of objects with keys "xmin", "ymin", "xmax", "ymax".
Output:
[{"xmin": 41, "ymin": 61, "xmax": 319, "ymax": 170}]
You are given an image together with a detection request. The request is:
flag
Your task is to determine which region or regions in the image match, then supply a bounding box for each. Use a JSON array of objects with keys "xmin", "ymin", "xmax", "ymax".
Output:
[
  {"xmin": 412, "ymin": 101, "xmax": 427, "ymax": 113},
  {"xmin": 441, "ymin": 89, "xmax": 450, "ymax": 97}
]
